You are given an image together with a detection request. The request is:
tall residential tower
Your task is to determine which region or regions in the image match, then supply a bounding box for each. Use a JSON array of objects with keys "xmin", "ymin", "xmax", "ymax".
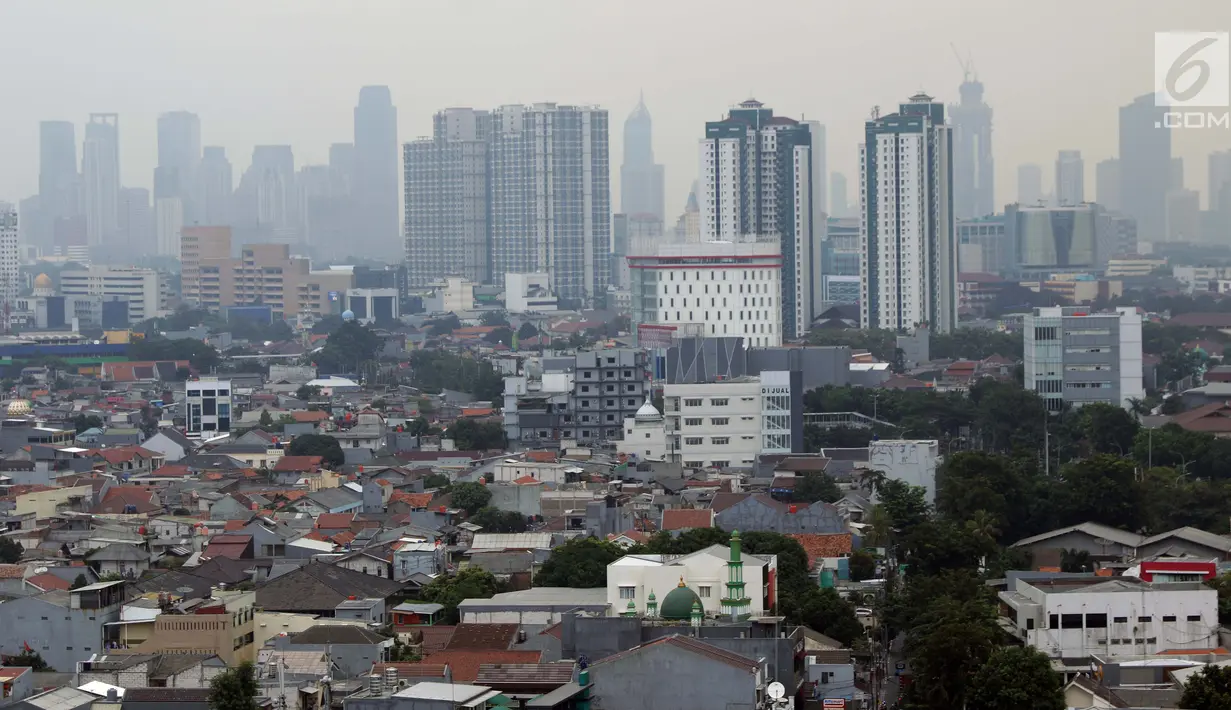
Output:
[
  {"xmin": 620, "ymin": 94, "xmax": 665, "ymax": 224},
  {"xmin": 1119, "ymin": 94, "xmax": 1171, "ymax": 241},
  {"xmin": 82, "ymin": 113, "xmax": 120, "ymax": 247},
  {"xmin": 353, "ymin": 86, "xmax": 400, "ymax": 260},
  {"xmin": 859, "ymin": 93, "xmax": 957, "ymax": 333},
  {"xmin": 949, "ymin": 74, "xmax": 994, "ymax": 219}
]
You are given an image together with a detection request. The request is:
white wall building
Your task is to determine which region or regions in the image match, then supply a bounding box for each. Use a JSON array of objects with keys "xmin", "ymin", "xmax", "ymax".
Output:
[
  {"xmin": 618, "ymin": 400, "xmax": 669, "ymax": 461},
  {"xmin": 492, "ymin": 460, "xmax": 573, "ymax": 485},
  {"xmin": 629, "ymin": 241, "xmax": 783, "ymax": 347},
  {"xmin": 868, "ymin": 440, "xmax": 941, "ymax": 503},
  {"xmin": 185, "ymin": 377, "xmax": 232, "ymax": 437},
  {"xmin": 1024, "ymin": 306, "xmax": 1144, "ymax": 411},
  {"xmin": 59, "ymin": 266, "xmax": 168, "ymax": 323},
  {"xmin": 426, "ymin": 277, "xmax": 475, "ymax": 314},
  {"xmin": 607, "ymin": 544, "xmax": 778, "ymax": 617},
  {"xmin": 999, "ymin": 578, "xmax": 1217, "ymax": 660},
  {"xmin": 860, "ymin": 94, "xmax": 957, "ymax": 333},
  {"xmin": 664, "ymin": 377, "xmax": 764, "ymax": 469},
  {"xmin": 504, "ymin": 272, "xmax": 557, "ymax": 314},
  {"xmin": 0, "ymin": 205, "xmax": 18, "ymax": 305},
  {"xmin": 344, "ymin": 288, "xmax": 399, "ymax": 324}
]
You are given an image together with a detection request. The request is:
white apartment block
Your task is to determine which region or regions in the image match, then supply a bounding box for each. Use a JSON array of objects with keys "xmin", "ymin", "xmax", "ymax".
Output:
[
  {"xmin": 663, "ymin": 371, "xmax": 796, "ymax": 469},
  {"xmin": 629, "ymin": 241, "xmax": 783, "ymax": 348},
  {"xmin": 860, "ymin": 94, "xmax": 957, "ymax": 333},
  {"xmin": 59, "ymin": 266, "xmax": 169, "ymax": 323},
  {"xmin": 1024, "ymin": 306, "xmax": 1144, "ymax": 411},
  {"xmin": 999, "ymin": 577, "xmax": 1217, "ymax": 660},
  {"xmin": 0, "ymin": 205, "xmax": 18, "ymax": 304},
  {"xmin": 185, "ymin": 377, "xmax": 233, "ymax": 437}
]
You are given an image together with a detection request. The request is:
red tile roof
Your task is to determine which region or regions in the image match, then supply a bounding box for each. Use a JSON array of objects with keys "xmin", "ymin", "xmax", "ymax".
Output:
[
  {"xmin": 524, "ymin": 451, "xmax": 557, "ymax": 463},
  {"xmin": 87, "ymin": 446, "xmax": 161, "ymax": 465},
  {"xmin": 1172, "ymin": 402, "xmax": 1231, "ymax": 434},
  {"xmin": 460, "ymin": 408, "xmax": 494, "ymax": 417},
  {"xmin": 25, "ymin": 573, "xmax": 70, "ymax": 591},
  {"xmin": 788, "ymin": 533, "xmax": 854, "ymax": 569},
  {"xmin": 315, "ymin": 513, "xmax": 356, "ymax": 531},
  {"xmin": 391, "ymin": 492, "xmax": 434, "ymax": 509},
  {"xmin": 421, "ymin": 650, "xmax": 543, "ymax": 683},
  {"xmin": 273, "ymin": 456, "xmax": 323, "ymax": 473},
  {"xmin": 151, "ymin": 464, "xmax": 192, "ymax": 477},
  {"xmin": 608, "ymin": 530, "xmax": 650, "ymax": 544},
  {"xmin": 290, "ymin": 411, "xmax": 330, "ymax": 423},
  {"xmin": 0, "ymin": 564, "xmax": 25, "ymax": 579},
  {"xmin": 204, "ymin": 534, "xmax": 252, "ymax": 559},
  {"xmin": 224, "ymin": 520, "xmax": 247, "ymax": 532},
  {"xmin": 446, "ymin": 623, "xmax": 519, "ymax": 650},
  {"xmin": 661, "ymin": 509, "xmax": 715, "ymax": 531},
  {"xmin": 512, "ymin": 475, "xmax": 541, "ymax": 485},
  {"xmin": 417, "ymin": 625, "xmax": 457, "ymax": 654}
]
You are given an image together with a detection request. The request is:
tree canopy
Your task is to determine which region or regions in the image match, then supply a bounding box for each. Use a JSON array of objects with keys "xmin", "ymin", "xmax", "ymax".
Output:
[
  {"xmin": 1180, "ymin": 664, "xmax": 1231, "ymax": 710},
  {"xmin": 208, "ymin": 661, "xmax": 259, "ymax": 710},
  {"xmin": 535, "ymin": 538, "xmax": 627, "ymax": 588},
  {"xmin": 468, "ymin": 507, "xmax": 529, "ymax": 533},
  {"xmin": 448, "ymin": 418, "xmax": 507, "ymax": 450},
  {"xmin": 450, "ymin": 482, "xmax": 492, "ymax": 515},
  {"xmin": 407, "ymin": 350, "xmax": 504, "ymax": 401},
  {"xmin": 285, "ymin": 434, "xmax": 345, "ymax": 467},
  {"xmin": 313, "ymin": 321, "xmax": 381, "ymax": 373},
  {"xmin": 420, "ymin": 568, "xmax": 503, "ymax": 623},
  {"xmin": 0, "ymin": 537, "xmax": 23, "ymax": 564}
]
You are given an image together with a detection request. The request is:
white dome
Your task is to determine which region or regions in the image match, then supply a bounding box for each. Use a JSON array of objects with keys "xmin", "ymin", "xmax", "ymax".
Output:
[
  {"xmin": 634, "ymin": 399, "xmax": 662, "ymax": 423},
  {"xmin": 6, "ymin": 400, "xmax": 31, "ymax": 417}
]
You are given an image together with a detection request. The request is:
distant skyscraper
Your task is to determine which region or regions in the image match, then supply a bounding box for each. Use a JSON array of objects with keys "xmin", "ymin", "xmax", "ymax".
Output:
[
  {"xmin": 235, "ymin": 145, "xmax": 296, "ymax": 241},
  {"xmin": 1210, "ymin": 150, "xmax": 1231, "ymax": 213},
  {"xmin": 620, "ymin": 94, "xmax": 665, "ymax": 223},
  {"xmin": 404, "ymin": 108, "xmax": 492, "ymax": 287},
  {"xmin": 0, "ymin": 205, "xmax": 18, "ymax": 307},
  {"xmin": 119, "ymin": 187, "xmax": 154, "ymax": 256},
  {"xmin": 830, "ymin": 172, "xmax": 849, "ymax": 218},
  {"xmin": 1170, "ymin": 157, "xmax": 1185, "ymax": 191},
  {"xmin": 950, "ymin": 74, "xmax": 994, "ymax": 219},
  {"xmin": 155, "ymin": 197, "xmax": 182, "ymax": 256},
  {"xmin": 196, "ymin": 146, "xmax": 233, "ymax": 226},
  {"xmin": 698, "ymin": 99, "xmax": 819, "ymax": 339},
  {"xmin": 1017, "ymin": 164, "xmax": 1043, "ymax": 205},
  {"xmin": 82, "ymin": 113, "xmax": 120, "ymax": 247},
  {"xmin": 1166, "ymin": 189, "xmax": 1201, "ymax": 242},
  {"xmin": 1055, "ymin": 150, "xmax": 1085, "ymax": 205},
  {"xmin": 488, "ymin": 103, "xmax": 610, "ymax": 303},
  {"xmin": 860, "ymin": 93, "xmax": 957, "ymax": 334},
  {"xmin": 155, "ymin": 111, "xmax": 201, "ymax": 221},
  {"xmin": 1120, "ymin": 94, "xmax": 1170, "ymax": 241},
  {"xmin": 353, "ymin": 86, "xmax": 400, "ymax": 260},
  {"xmin": 37, "ymin": 121, "xmax": 79, "ymax": 246},
  {"xmin": 1096, "ymin": 158, "xmax": 1121, "ymax": 212}
]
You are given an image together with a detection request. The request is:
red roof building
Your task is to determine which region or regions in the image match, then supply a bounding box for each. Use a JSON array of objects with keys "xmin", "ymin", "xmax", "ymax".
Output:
[
  {"xmin": 272, "ymin": 456, "xmax": 324, "ymax": 473},
  {"xmin": 661, "ymin": 509, "xmax": 715, "ymax": 532},
  {"xmin": 203, "ymin": 534, "xmax": 254, "ymax": 560}
]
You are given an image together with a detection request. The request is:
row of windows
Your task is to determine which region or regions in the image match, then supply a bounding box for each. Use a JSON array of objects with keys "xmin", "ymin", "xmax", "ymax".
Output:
[
  {"xmin": 1045, "ymin": 613, "xmax": 1200, "ymax": 629},
  {"xmin": 684, "ymin": 436, "xmax": 732, "ymax": 446}
]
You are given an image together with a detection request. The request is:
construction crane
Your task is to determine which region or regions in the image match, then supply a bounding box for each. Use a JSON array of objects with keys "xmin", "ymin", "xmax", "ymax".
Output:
[{"xmin": 950, "ymin": 43, "xmax": 975, "ymax": 83}]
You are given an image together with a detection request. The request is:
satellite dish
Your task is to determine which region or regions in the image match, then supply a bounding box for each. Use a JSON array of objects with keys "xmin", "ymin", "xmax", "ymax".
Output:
[
  {"xmin": 767, "ymin": 682, "xmax": 786, "ymax": 700},
  {"xmin": 176, "ymin": 586, "xmax": 195, "ymax": 594}
]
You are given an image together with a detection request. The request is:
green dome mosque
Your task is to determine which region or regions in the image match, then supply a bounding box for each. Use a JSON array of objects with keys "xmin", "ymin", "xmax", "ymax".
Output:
[{"xmin": 659, "ymin": 577, "xmax": 703, "ymax": 620}]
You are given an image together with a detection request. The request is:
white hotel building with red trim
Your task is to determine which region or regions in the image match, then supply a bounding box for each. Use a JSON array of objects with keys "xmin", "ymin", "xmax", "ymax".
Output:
[{"xmin": 628, "ymin": 240, "xmax": 783, "ymax": 348}]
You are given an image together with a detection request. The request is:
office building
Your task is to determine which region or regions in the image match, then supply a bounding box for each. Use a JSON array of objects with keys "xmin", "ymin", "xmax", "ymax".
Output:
[
  {"xmin": 1095, "ymin": 158, "xmax": 1121, "ymax": 213},
  {"xmin": 82, "ymin": 113, "xmax": 120, "ymax": 247},
  {"xmin": 829, "ymin": 172, "xmax": 849, "ymax": 218},
  {"xmin": 1017, "ymin": 164, "xmax": 1043, "ymax": 205},
  {"xmin": 1210, "ymin": 150, "xmax": 1231, "ymax": 213},
  {"xmin": 0, "ymin": 206, "xmax": 17, "ymax": 307},
  {"xmin": 489, "ymin": 103, "xmax": 610, "ymax": 304},
  {"xmin": 503, "ymin": 349, "xmax": 647, "ymax": 445},
  {"xmin": 629, "ymin": 240, "xmax": 783, "ymax": 347},
  {"xmin": 234, "ymin": 145, "xmax": 297, "ymax": 242},
  {"xmin": 956, "ymin": 215, "xmax": 1008, "ymax": 275},
  {"xmin": 180, "ymin": 226, "xmax": 233, "ymax": 307},
  {"xmin": 344, "ymin": 288, "xmax": 398, "ymax": 324},
  {"xmin": 660, "ymin": 370, "xmax": 801, "ymax": 468},
  {"xmin": 1165, "ymin": 189, "xmax": 1201, "ymax": 242},
  {"xmin": 949, "ymin": 73, "xmax": 995, "ymax": 219},
  {"xmin": 1006, "ymin": 204, "xmax": 1100, "ymax": 277},
  {"xmin": 673, "ymin": 183, "xmax": 702, "ymax": 244},
  {"xmin": 698, "ymin": 99, "xmax": 820, "ymax": 339},
  {"xmin": 1120, "ymin": 94, "xmax": 1171, "ymax": 241},
  {"xmin": 612, "ymin": 213, "xmax": 665, "ymax": 290},
  {"xmin": 60, "ymin": 266, "xmax": 168, "ymax": 324},
  {"xmin": 1055, "ymin": 150, "xmax": 1085, "ymax": 206},
  {"xmin": 504, "ymin": 272, "xmax": 557, "ymax": 314},
  {"xmin": 186, "ymin": 377, "xmax": 233, "ymax": 436},
  {"xmin": 353, "ymin": 86, "xmax": 400, "ymax": 261},
  {"xmin": 37, "ymin": 120, "xmax": 79, "ymax": 248},
  {"xmin": 860, "ymin": 93, "xmax": 957, "ymax": 333},
  {"xmin": 404, "ymin": 107, "xmax": 491, "ymax": 287},
  {"xmin": 154, "ymin": 111, "xmax": 201, "ymax": 220},
  {"xmin": 621, "ymin": 93, "xmax": 666, "ymax": 224},
  {"xmin": 196, "ymin": 146, "xmax": 233, "ymax": 226},
  {"xmin": 155, "ymin": 196, "xmax": 183, "ymax": 256},
  {"xmin": 1023, "ymin": 306, "xmax": 1143, "ymax": 412},
  {"xmin": 117, "ymin": 187, "xmax": 154, "ymax": 257}
]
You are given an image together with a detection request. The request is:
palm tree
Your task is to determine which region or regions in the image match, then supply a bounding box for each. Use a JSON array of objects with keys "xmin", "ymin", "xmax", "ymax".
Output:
[
  {"xmin": 964, "ymin": 509, "xmax": 1002, "ymax": 551},
  {"xmin": 864, "ymin": 504, "xmax": 892, "ymax": 547},
  {"xmin": 859, "ymin": 469, "xmax": 888, "ymax": 496},
  {"xmin": 1127, "ymin": 397, "xmax": 1151, "ymax": 418}
]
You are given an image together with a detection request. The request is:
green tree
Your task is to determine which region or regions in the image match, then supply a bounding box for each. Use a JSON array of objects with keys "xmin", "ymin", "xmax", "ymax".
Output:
[
  {"xmin": 517, "ymin": 321, "xmax": 539, "ymax": 340},
  {"xmin": 480, "ymin": 310, "xmax": 510, "ymax": 327},
  {"xmin": 258, "ymin": 410, "xmax": 274, "ymax": 428},
  {"xmin": 468, "ymin": 507, "xmax": 529, "ymax": 533},
  {"xmin": 848, "ymin": 550, "xmax": 876, "ymax": 582},
  {"xmin": 285, "ymin": 434, "xmax": 345, "ymax": 468},
  {"xmin": 70, "ymin": 573, "xmax": 90, "ymax": 590},
  {"xmin": 1057, "ymin": 455, "xmax": 1142, "ymax": 530},
  {"xmin": 6, "ymin": 649, "xmax": 50, "ymax": 671},
  {"xmin": 1180, "ymin": 664, "xmax": 1231, "ymax": 710},
  {"xmin": 1208, "ymin": 574, "xmax": 1231, "ymax": 624},
  {"xmin": 794, "ymin": 587, "xmax": 864, "ymax": 646},
  {"xmin": 1074, "ymin": 402, "xmax": 1140, "ymax": 456},
  {"xmin": 423, "ymin": 473, "xmax": 450, "ymax": 489},
  {"xmin": 387, "ymin": 637, "xmax": 421, "ymax": 662},
  {"xmin": 901, "ymin": 520, "xmax": 990, "ymax": 578},
  {"xmin": 0, "ymin": 537, "xmax": 23, "ymax": 563},
  {"xmin": 449, "ymin": 418, "xmax": 507, "ymax": 450},
  {"xmin": 72, "ymin": 414, "xmax": 105, "ymax": 433},
  {"xmin": 903, "ymin": 595, "xmax": 1001, "ymax": 710},
  {"xmin": 407, "ymin": 416, "xmax": 431, "ymax": 436},
  {"xmin": 450, "ymin": 482, "xmax": 492, "ymax": 515},
  {"xmin": 428, "ymin": 315, "xmax": 462, "ymax": 335},
  {"xmin": 535, "ymin": 538, "xmax": 626, "ymax": 588},
  {"xmin": 420, "ymin": 568, "xmax": 502, "ymax": 623},
  {"xmin": 295, "ymin": 384, "xmax": 322, "ymax": 401},
  {"xmin": 314, "ymin": 321, "xmax": 381, "ymax": 372},
  {"xmin": 208, "ymin": 660, "xmax": 259, "ymax": 710},
  {"xmin": 968, "ymin": 646, "xmax": 1066, "ymax": 710},
  {"xmin": 791, "ymin": 472, "xmax": 842, "ymax": 504},
  {"xmin": 877, "ymin": 479, "xmax": 930, "ymax": 539}
]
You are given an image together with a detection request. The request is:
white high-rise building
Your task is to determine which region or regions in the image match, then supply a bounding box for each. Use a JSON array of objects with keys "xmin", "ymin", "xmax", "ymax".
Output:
[
  {"xmin": 155, "ymin": 197, "xmax": 184, "ymax": 257},
  {"xmin": 0, "ymin": 205, "xmax": 19, "ymax": 305},
  {"xmin": 697, "ymin": 100, "xmax": 819, "ymax": 340},
  {"xmin": 860, "ymin": 93, "xmax": 957, "ymax": 333},
  {"xmin": 1055, "ymin": 150, "xmax": 1085, "ymax": 206},
  {"xmin": 1023, "ymin": 306, "xmax": 1143, "ymax": 412},
  {"xmin": 83, "ymin": 114, "xmax": 120, "ymax": 247},
  {"xmin": 60, "ymin": 266, "xmax": 169, "ymax": 323},
  {"xmin": 628, "ymin": 240, "xmax": 783, "ymax": 347}
]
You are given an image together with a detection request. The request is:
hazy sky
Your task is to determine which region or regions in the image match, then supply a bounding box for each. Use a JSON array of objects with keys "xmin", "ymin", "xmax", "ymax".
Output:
[{"xmin": 1, "ymin": 0, "xmax": 1229, "ymax": 213}]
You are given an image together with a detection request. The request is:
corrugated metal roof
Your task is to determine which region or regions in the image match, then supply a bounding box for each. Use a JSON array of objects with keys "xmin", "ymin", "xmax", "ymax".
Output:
[{"xmin": 475, "ymin": 662, "xmax": 575, "ymax": 686}]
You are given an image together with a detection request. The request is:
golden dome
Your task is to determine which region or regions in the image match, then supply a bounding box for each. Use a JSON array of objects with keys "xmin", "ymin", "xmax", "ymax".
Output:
[
  {"xmin": 6, "ymin": 400, "xmax": 32, "ymax": 417},
  {"xmin": 33, "ymin": 274, "xmax": 52, "ymax": 290}
]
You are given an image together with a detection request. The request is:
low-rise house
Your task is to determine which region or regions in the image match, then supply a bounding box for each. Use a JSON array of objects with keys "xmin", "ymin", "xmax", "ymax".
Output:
[
  {"xmin": 140, "ymin": 429, "xmax": 196, "ymax": 463},
  {"xmin": 202, "ymin": 534, "xmax": 254, "ymax": 560},
  {"xmin": 130, "ymin": 590, "xmax": 258, "ymax": 665},
  {"xmin": 1011, "ymin": 522, "xmax": 1144, "ymax": 560},
  {"xmin": 661, "ymin": 508, "xmax": 714, "ymax": 533},
  {"xmin": 84, "ymin": 447, "xmax": 165, "ymax": 476},
  {"xmin": 0, "ymin": 580, "xmax": 125, "ymax": 673},
  {"xmin": 295, "ymin": 488, "xmax": 362, "ymax": 516},
  {"xmin": 86, "ymin": 543, "xmax": 151, "ymax": 579},
  {"xmin": 120, "ymin": 687, "xmax": 213, "ymax": 710},
  {"xmin": 0, "ymin": 666, "xmax": 32, "ymax": 704},
  {"xmin": 255, "ymin": 561, "xmax": 405, "ymax": 616},
  {"xmin": 270, "ymin": 624, "xmax": 392, "ymax": 679},
  {"xmin": 586, "ymin": 635, "xmax": 764, "ymax": 710},
  {"xmin": 713, "ymin": 493, "xmax": 844, "ymax": 535},
  {"xmin": 77, "ymin": 653, "xmax": 226, "ymax": 689}
]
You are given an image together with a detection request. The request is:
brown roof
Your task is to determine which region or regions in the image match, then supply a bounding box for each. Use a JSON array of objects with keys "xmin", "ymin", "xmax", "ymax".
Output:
[
  {"xmin": 709, "ymin": 492, "xmax": 751, "ymax": 513},
  {"xmin": 661, "ymin": 508, "xmax": 715, "ymax": 531},
  {"xmin": 524, "ymin": 451, "xmax": 557, "ymax": 463},
  {"xmin": 421, "ymin": 650, "xmax": 543, "ymax": 683},
  {"xmin": 788, "ymin": 533, "xmax": 854, "ymax": 569},
  {"xmin": 273, "ymin": 456, "xmax": 323, "ymax": 473},
  {"xmin": 315, "ymin": 513, "xmax": 356, "ymax": 530},
  {"xmin": 446, "ymin": 623, "xmax": 519, "ymax": 650},
  {"xmin": 1166, "ymin": 313, "xmax": 1231, "ymax": 328},
  {"xmin": 203, "ymin": 534, "xmax": 252, "ymax": 559},
  {"xmin": 418, "ymin": 625, "xmax": 457, "ymax": 654},
  {"xmin": 0, "ymin": 564, "xmax": 24, "ymax": 579},
  {"xmin": 475, "ymin": 662, "xmax": 575, "ymax": 687},
  {"xmin": 1171, "ymin": 402, "xmax": 1231, "ymax": 433},
  {"xmin": 770, "ymin": 476, "xmax": 798, "ymax": 490},
  {"xmin": 123, "ymin": 688, "xmax": 212, "ymax": 703},
  {"xmin": 290, "ymin": 411, "xmax": 330, "ymax": 423},
  {"xmin": 593, "ymin": 635, "xmax": 758, "ymax": 672}
]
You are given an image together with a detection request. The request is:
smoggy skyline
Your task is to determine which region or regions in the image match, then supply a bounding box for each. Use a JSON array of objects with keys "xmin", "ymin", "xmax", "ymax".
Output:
[{"xmin": 1, "ymin": 0, "xmax": 1228, "ymax": 214}]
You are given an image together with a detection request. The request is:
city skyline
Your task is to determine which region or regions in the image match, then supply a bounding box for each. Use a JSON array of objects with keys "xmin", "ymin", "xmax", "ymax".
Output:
[{"xmin": 0, "ymin": 1, "xmax": 1225, "ymax": 216}]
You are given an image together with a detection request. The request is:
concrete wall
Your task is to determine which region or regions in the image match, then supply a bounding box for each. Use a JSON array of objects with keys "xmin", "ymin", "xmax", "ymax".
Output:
[
  {"xmin": 488, "ymin": 483, "xmax": 542, "ymax": 518},
  {"xmin": 0, "ymin": 595, "xmax": 118, "ymax": 673},
  {"xmin": 715, "ymin": 497, "xmax": 845, "ymax": 535},
  {"xmin": 587, "ymin": 641, "xmax": 757, "ymax": 710}
]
